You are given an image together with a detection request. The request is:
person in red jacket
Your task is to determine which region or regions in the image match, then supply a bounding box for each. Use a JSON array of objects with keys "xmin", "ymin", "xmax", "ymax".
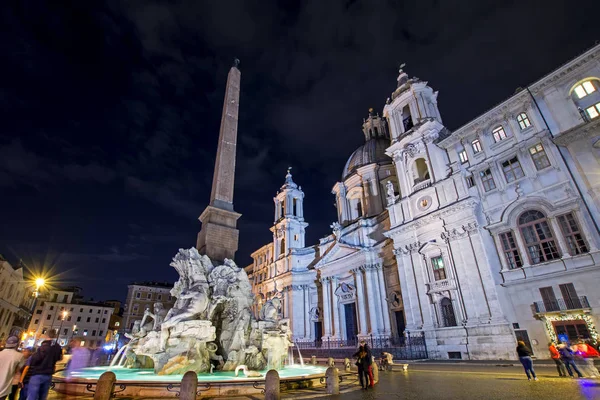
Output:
[{"xmin": 548, "ymin": 342, "xmax": 567, "ymax": 377}]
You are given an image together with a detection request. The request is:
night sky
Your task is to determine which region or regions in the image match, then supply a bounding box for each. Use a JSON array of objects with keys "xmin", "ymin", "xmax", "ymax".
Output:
[{"xmin": 1, "ymin": 1, "xmax": 598, "ymax": 301}]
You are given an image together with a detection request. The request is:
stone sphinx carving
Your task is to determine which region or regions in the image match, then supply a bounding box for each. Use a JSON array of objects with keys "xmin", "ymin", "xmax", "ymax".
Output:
[{"xmin": 124, "ymin": 247, "xmax": 292, "ymax": 375}]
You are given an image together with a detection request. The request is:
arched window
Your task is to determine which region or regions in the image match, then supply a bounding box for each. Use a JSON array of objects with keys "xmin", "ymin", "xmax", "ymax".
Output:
[
  {"xmin": 516, "ymin": 112, "xmax": 531, "ymax": 130},
  {"xmin": 518, "ymin": 210, "xmax": 560, "ymax": 264},
  {"xmin": 492, "ymin": 126, "xmax": 508, "ymax": 142},
  {"xmin": 413, "ymin": 158, "xmax": 430, "ymax": 185},
  {"xmin": 280, "ymin": 238, "xmax": 285, "ymax": 256},
  {"xmin": 571, "ymin": 79, "xmax": 600, "ymax": 121},
  {"xmin": 402, "ymin": 105, "xmax": 413, "ymax": 132},
  {"xmin": 440, "ymin": 297, "xmax": 457, "ymax": 327}
]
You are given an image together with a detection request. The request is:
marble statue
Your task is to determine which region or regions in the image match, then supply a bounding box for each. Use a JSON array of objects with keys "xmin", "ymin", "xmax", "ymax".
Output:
[
  {"xmin": 386, "ymin": 180, "xmax": 399, "ymax": 206},
  {"xmin": 123, "ymin": 247, "xmax": 292, "ymax": 375},
  {"xmin": 141, "ymin": 303, "xmax": 166, "ymax": 332},
  {"xmin": 235, "ymin": 365, "xmax": 262, "ymax": 377},
  {"xmin": 259, "ymin": 297, "xmax": 281, "ymax": 322}
]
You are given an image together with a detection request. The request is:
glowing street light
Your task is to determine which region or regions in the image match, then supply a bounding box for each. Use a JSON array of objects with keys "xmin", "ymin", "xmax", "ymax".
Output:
[{"xmin": 58, "ymin": 310, "xmax": 68, "ymax": 343}]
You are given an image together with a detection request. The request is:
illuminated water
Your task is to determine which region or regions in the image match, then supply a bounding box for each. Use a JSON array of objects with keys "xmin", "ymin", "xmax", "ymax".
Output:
[{"xmin": 56, "ymin": 365, "xmax": 327, "ymax": 382}]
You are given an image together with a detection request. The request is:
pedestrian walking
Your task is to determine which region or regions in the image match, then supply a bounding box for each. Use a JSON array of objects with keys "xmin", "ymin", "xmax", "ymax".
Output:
[
  {"xmin": 0, "ymin": 336, "xmax": 25, "ymax": 400},
  {"xmin": 353, "ymin": 343, "xmax": 368, "ymax": 389},
  {"xmin": 362, "ymin": 341, "xmax": 374, "ymax": 387},
  {"xmin": 548, "ymin": 342, "xmax": 567, "ymax": 377},
  {"xmin": 18, "ymin": 349, "xmax": 35, "ymax": 400},
  {"xmin": 26, "ymin": 339, "xmax": 62, "ymax": 400},
  {"xmin": 8, "ymin": 348, "xmax": 32, "ymax": 400},
  {"xmin": 573, "ymin": 340, "xmax": 599, "ymax": 378},
  {"xmin": 516, "ymin": 341, "xmax": 537, "ymax": 381},
  {"xmin": 558, "ymin": 342, "xmax": 584, "ymax": 378}
]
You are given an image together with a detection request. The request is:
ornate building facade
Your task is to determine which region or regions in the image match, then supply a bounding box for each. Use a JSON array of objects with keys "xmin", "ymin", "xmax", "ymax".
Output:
[{"xmin": 247, "ymin": 44, "xmax": 600, "ymax": 359}]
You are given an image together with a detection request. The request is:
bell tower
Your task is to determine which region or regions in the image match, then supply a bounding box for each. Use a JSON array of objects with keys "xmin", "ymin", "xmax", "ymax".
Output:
[{"xmin": 271, "ymin": 168, "xmax": 308, "ymax": 259}]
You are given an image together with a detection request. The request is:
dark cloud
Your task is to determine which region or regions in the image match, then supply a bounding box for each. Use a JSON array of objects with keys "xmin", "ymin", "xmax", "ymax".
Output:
[{"xmin": 0, "ymin": 0, "xmax": 597, "ymax": 300}]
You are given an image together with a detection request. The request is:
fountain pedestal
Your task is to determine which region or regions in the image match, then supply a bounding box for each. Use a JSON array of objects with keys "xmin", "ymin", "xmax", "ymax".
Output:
[{"xmin": 136, "ymin": 320, "xmax": 217, "ymax": 375}]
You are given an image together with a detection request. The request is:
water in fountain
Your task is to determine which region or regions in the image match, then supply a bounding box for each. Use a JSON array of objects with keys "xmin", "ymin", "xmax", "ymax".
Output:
[
  {"xmin": 294, "ymin": 340, "xmax": 305, "ymax": 367},
  {"xmin": 109, "ymin": 344, "xmax": 129, "ymax": 367}
]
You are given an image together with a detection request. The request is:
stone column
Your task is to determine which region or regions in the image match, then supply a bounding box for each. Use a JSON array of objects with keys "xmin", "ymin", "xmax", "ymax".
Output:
[
  {"xmin": 303, "ymin": 285, "xmax": 309, "ymax": 339},
  {"xmin": 265, "ymin": 370, "xmax": 280, "ymax": 400},
  {"xmin": 375, "ymin": 265, "xmax": 392, "ymax": 336},
  {"xmin": 93, "ymin": 371, "xmax": 116, "ymax": 400},
  {"xmin": 364, "ymin": 266, "xmax": 382, "ymax": 335},
  {"xmin": 325, "ymin": 367, "xmax": 340, "ymax": 394},
  {"xmin": 180, "ymin": 371, "xmax": 198, "ymax": 400},
  {"xmin": 321, "ymin": 277, "xmax": 332, "ymax": 338},
  {"xmin": 353, "ymin": 268, "xmax": 369, "ymax": 337},
  {"xmin": 332, "ymin": 278, "xmax": 341, "ymax": 338}
]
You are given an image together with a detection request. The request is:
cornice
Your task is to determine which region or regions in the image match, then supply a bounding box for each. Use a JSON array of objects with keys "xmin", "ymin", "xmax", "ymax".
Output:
[{"xmin": 553, "ymin": 119, "xmax": 600, "ymax": 146}]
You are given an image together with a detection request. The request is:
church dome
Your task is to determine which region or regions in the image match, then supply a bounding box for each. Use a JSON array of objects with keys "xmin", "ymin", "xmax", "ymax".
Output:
[{"xmin": 342, "ymin": 137, "xmax": 391, "ymax": 179}]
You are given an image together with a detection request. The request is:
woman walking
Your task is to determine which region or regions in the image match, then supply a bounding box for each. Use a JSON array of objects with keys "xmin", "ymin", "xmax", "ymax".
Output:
[{"xmin": 516, "ymin": 341, "xmax": 537, "ymax": 381}]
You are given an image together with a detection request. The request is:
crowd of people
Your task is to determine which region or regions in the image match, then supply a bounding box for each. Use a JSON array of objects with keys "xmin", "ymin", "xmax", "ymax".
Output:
[
  {"xmin": 516, "ymin": 339, "xmax": 600, "ymax": 381},
  {"xmin": 0, "ymin": 332, "xmax": 62, "ymax": 400},
  {"xmin": 0, "ymin": 330, "xmax": 117, "ymax": 400}
]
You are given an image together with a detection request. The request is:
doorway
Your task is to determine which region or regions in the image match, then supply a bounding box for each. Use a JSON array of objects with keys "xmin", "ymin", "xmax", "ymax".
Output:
[
  {"xmin": 344, "ymin": 303, "xmax": 358, "ymax": 343},
  {"xmin": 314, "ymin": 321, "xmax": 323, "ymax": 347},
  {"xmin": 395, "ymin": 310, "xmax": 406, "ymax": 343}
]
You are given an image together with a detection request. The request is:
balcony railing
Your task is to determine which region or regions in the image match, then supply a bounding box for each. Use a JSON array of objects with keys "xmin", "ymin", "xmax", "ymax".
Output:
[
  {"xmin": 426, "ymin": 278, "xmax": 456, "ymax": 294},
  {"xmin": 531, "ymin": 296, "xmax": 590, "ymax": 314},
  {"xmin": 413, "ymin": 178, "xmax": 432, "ymax": 193}
]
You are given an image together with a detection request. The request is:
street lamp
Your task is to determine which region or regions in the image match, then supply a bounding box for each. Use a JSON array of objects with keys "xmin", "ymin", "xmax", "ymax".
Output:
[
  {"xmin": 57, "ymin": 310, "xmax": 68, "ymax": 345},
  {"xmin": 28, "ymin": 277, "xmax": 46, "ymax": 347}
]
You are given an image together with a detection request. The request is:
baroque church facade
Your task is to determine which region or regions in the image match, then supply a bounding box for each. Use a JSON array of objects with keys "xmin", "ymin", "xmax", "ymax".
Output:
[{"xmin": 246, "ymin": 44, "xmax": 600, "ymax": 360}]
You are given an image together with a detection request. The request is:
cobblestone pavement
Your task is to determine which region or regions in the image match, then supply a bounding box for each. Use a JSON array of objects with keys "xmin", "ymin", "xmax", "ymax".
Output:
[
  {"xmin": 45, "ymin": 364, "xmax": 600, "ymax": 400},
  {"xmin": 323, "ymin": 364, "xmax": 600, "ymax": 400}
]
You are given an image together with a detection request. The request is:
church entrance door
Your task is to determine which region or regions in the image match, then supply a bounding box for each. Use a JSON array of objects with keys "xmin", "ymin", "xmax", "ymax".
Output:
[
  {"xmin": 344, "ymin": 303, "xmax": 358, "ymax": 343},
  {"xmin": 395, "ymin": 310, "xmax": 406, "ymax": 344}
]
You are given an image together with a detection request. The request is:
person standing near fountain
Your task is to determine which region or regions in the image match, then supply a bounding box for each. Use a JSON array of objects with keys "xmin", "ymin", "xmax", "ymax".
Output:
[
  {"xmin": 0, "ymin": 336, "xmax": 24, "ymax": 400},
  {"xmin": 26, "ymin": 339, "xmax": 62, "ymax": 400}
]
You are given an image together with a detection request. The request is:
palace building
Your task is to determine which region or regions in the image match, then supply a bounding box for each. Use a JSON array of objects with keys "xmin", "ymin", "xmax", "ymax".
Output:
[{"xmin": 246, "ymin": 44, "xmax": 600, "ymax": 359}]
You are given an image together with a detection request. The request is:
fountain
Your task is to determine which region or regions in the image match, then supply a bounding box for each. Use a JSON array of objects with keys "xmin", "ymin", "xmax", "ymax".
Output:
[{"xmin": 53, "ymin": 248, "xmax": 327, "ymax": 397}]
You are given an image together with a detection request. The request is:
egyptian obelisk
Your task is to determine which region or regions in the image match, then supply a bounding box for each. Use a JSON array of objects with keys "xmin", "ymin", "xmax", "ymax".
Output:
[{"xmin": 197, "ymin": 59, "xmax": 242, "ymax": 263}]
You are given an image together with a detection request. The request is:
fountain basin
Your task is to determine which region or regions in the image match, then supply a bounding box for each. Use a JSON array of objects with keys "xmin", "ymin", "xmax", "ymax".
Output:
[{"xmin": 53, "ymin": 365, "xmax": 329, "ymax": 398}]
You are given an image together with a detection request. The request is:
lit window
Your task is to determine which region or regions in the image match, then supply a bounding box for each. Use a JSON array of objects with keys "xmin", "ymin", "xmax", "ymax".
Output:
[
  {"xmin": 502, "ymin": 157, "xmax": 525, "ymax": 182},
  {"xmin": 458, "ymin": 149, "xmax": 468, "ymax": 163},
  {"xmin": 492, "ymin": 126, "xmax": 508, "ymax": 142},
  {"xmin": 83, "ymin": 329, "xmax": 88, "ymax": 336},
  {"xmin": 574, "ymin": 81, "xmax": 596, "ymax": 99},
  {"xmin": 471, "ymin": 139, "xmax": 482, "ymax": 153},
  {"xmin": 115, "ymin": 322, "xmax": 120, "ymax": 327},
  {"xmin": 516, "ymin": 113, "xmax": 531, "ymax": 130},
  {"xmin": 529, "ymin": 144, "xmax": 551, "ymax": 170},
  {"xmin": 499, "ymin": 231, "xmax": 523, "ymax": 269},
  {"xmin": 518, "ymin": 210, "xmax": 560, "ymax": 264},
  {"xmin": 431, "ymin": 256, "xmax": 447, "ymax": 281},
  {"xmin": 479, "ymin": 169, "xmax": 496, "ymax": 192},
  {"xmin": 465, "ymin": 176, "xmax": 475, "ymax": 188},
  {"xmin": 585, "ymin": 103, "xmax": 600, "ymax": 119},
  {"xmin": 557, "ymin": 213, "xmax": 589, "ymax": 255}
]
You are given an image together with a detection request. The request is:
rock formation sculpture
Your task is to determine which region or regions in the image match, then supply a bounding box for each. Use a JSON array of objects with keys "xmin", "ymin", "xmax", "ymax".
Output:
[{"xmin": 124, "ymin": 247, "xmax": 292, "ymax": 375}]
